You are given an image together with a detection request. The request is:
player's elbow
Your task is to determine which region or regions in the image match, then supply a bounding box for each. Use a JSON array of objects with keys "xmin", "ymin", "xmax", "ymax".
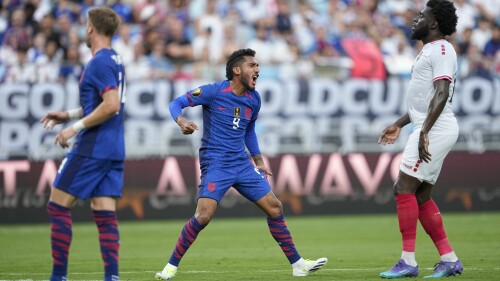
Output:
[
  {"xmin": 104, "ymin": 100, "xmax": 121, "ymax": 116},
  {"xmin": 435, "ymin": 90, "xmax": 449, "ymax": 104}
]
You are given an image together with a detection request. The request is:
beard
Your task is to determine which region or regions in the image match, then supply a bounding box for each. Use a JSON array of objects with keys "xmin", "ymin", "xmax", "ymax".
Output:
[
  {"xmin": 85, "ymin": 35, "xmax": 91, "ymax": 48},
  {"xmin": 241, "ymin": 72, "xmax": 255, "ymax": 91},
  {"xmin": 411, "ymin": 25, "xmax": 429, "ymax": 40}
]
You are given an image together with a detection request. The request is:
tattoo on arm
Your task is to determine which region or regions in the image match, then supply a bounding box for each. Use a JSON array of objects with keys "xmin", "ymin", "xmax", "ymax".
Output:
[{"xmin": 252, "ymin": 154, "xmax": 264, "ymax": 166}]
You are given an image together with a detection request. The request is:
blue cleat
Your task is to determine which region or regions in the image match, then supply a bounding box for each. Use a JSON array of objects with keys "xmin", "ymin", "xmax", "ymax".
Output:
[
  {"xmin": 423, "ymin": 260, "xmax": 463, "ymax": 278},
  {"xmin": 380, "ymin": 259, "xmax": 419, "ymax": 279}
]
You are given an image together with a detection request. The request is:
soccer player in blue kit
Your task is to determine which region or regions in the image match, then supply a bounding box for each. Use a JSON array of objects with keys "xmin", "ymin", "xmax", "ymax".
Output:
[
  {"xmin": 41, "ymin": 7, "xmax": 125, "ymax": 281},
  {"xmin": 155, "ymin": 48, "xmax": 327, "ymax": 280}
]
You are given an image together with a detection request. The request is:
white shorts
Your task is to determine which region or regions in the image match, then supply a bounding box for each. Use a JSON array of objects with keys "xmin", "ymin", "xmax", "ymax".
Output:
[{"xmin": 400, "ymin": 127, "xmax": 458, "ymax": 184}]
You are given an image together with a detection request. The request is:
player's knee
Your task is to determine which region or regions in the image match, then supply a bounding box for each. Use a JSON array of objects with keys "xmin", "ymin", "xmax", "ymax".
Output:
[
  {"xmin": 393, "ymin": 181, "xmax": 411, "ymax": 195},
  {"xmin": 194, "ymin": 212, "xmax": 213, "ymax": 225},
  {"xmin": 268, "ymin": 200, "xmax": 283, "ymax": 218},
  {"xmin": 416, "ymin": 194, "xmax": 431, "ymax": 206}
]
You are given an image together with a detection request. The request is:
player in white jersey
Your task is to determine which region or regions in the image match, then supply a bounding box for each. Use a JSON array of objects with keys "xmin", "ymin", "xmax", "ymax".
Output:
[{"xmin": 377, "ymin": 0, "xmax": 463, "ymax": 278}]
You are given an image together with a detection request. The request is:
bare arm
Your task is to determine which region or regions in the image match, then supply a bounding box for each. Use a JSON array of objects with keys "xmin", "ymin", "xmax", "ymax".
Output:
[
  {"xmin": 418, "ymin": 79, "xmax": 450, "ymax": 162},
  {"xmin": 55, "ymin": 89, "xmax": 121, "ymax": 148},
  {"xmin": 378, "ymin": 113, "xmax": 411, "ymax": 145},
  {"xmin": 252, "ymin": 153, "xmax": 272, "ymax": 177}
]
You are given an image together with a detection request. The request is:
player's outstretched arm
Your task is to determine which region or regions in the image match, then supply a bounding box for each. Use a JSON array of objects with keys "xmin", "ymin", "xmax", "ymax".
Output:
[
  {"xmin": 378, "ymin": 113, "xmax": 410, "ymax": 145},
  {"xmin": 41, "ymin": 108, "xmax": 83, "ymax": 130}
]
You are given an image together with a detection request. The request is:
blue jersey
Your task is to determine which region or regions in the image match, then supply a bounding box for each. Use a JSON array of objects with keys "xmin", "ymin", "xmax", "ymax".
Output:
[
  {"xmin": 70, "ymin": 48, "xmax": 126, "ymax": 161},
  {"xmin": 170, "ymin": 80, "xmax": 261, "ymax": 165}
]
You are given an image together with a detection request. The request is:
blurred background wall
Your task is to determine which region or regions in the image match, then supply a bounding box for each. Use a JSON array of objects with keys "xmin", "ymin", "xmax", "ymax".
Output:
[{"xmin": 1, "ymin": 0, "xmax": 499, "ymax": 223}]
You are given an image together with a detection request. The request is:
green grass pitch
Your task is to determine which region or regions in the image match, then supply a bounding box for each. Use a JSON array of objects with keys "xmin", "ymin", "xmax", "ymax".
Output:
[{"xmin": 1, "ymin": 212, "xmax": 499, "ymax": 281}]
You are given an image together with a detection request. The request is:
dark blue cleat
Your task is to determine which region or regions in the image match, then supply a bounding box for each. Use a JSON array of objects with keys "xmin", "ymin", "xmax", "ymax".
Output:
[
  {"xmin": 423, "ymin": 260, "xmax": 463, "ymax": 278},
  {"xmin": 380, "ymin": 259, "xmax": 419, "ymax": 278}
]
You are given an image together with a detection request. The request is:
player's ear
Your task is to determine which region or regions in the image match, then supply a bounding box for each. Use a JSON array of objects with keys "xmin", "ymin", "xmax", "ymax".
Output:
[
  {"xmin": 87, "ymin": 21, "xmax": 94, "ymax": 35},
  {"xmin": 233, "ymin": 66, "xmax": 241, "ymax": 76}
]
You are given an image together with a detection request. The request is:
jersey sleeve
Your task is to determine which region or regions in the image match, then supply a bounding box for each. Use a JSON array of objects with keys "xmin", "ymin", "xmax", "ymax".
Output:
[
  {"xmin": 92, "ymin": 58, "xmax": 119, "ymax": 96},
  {"xmin": 185, "ymin": 84, "xmax": 218, "ymax": 107},
  {"xmin": 169, "ymin": 83, "xmax": 218, "ymax": 121},
  {"xmin": 429, "ymin": 43, "xmax": 456, "ymax": 83},
  {"xmin": 244, "ymin": 92, "xmax": 262, "ymax": 156}
]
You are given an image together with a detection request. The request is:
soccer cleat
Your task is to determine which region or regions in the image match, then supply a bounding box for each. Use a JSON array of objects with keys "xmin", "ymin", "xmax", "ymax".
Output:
[
  {"xmin": 380, "ymin": 259, "xmax": 419, "ymax": 278},
  {"xmin": 292, "ymin": 257, "xmax": 328, "ymax": 277},
  {"xmin": 155, "ymin": 264, "xmax": 177, "ymax": 280},
  {"xmin": 423, "ymin": 260, "xmax": 463, "ymax": 278}
]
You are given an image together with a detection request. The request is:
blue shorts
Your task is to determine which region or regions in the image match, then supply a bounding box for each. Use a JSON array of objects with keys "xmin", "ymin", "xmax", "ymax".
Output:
[
  {"xmin": 53, "ymin": 154, "xmax": 124, "ymax": 200},
  {"xmin": 198, "ymin": 160, "xmax": 271, "ymax": 203}
]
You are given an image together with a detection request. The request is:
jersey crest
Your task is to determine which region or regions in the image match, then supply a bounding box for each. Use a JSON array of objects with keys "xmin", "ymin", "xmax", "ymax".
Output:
[{"xmin": 192, "ymin": 88, "xmax": 202, "ymax": 97}]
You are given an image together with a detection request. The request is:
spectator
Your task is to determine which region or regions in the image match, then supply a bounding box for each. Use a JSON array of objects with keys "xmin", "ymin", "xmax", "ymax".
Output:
[
  {"xmin": 36, "ymin": 36, "xmax": 63, "ymax": 82},
  {"xmin": 58, "ymin": 46, "xmax": 83, "ymax": 83},
  {"xmin": 147, "ymin": 39, "xmax": 174, "ymax": 79},
  {"xmin": 127, "ymin": 41, "xmax": 152, "ymax": 81},
  {"xmin": 112, "ymin": 23, "xmax": 137, "ymax": 65},
  {"xmin": 454, "ymin": 0, "xmax": 476, "ymax": 34},
  {"xmin": 111, "ymin": 0, "xmax": 134, "ymax": 23},
  {"xmin": 2, "ymin": 8, "xmax": 33, "ymax": 49},
  {"xmin": 483, "ymin": 24, "xmax": 500, "ymax": 58},
  {"xmin": 471, "ymin": 17, "xmax": 492, "ymax": 51},
  {"xmin": 165, "ymin": 16, "xmax": 193, "ymax": 62},
  {"xmin": 5, "ymin": 43, "xmax": 37, "ymax": 83}
]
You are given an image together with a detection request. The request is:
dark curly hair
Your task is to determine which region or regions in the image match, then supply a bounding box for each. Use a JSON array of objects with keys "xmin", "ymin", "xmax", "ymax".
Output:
[
  {"xmin": 426, "ymin": 0, "xmax": 458, "ymax": 36},
  {"xmin": 225, "ymin": 48, "xmax": 256, "ymax": 80}
]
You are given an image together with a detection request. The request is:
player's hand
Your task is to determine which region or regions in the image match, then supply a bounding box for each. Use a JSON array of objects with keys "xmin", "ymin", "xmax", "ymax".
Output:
[
  {"xmin": 378, "ymin": 125, "xmax": 401, "ymax": 145},
  {"xmin": 41, "ymin": 111, "xmax": 70, "ymax": 130},
  {"xmin": 55, "ymin": 127, "xmax": 77, "ymax": 148},
  {"xmin": 418, "ymin": 131, "xmax": 431, "ymax": 163},
  {"xmin": 177, "ymin": 116, "xmax": 198, "ymax": 135},
  {"xmin": 256, "ymin": 164, "xmax": 273, "ymax": 178}
]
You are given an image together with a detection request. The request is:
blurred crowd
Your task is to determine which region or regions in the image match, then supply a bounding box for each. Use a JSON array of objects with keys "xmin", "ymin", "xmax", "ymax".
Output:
[{"xmin": 0, "ymin": 0, "xmax": 499, "ymax": 84}]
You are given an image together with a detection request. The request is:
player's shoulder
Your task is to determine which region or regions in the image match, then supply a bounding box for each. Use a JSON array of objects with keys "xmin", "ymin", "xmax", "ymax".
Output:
[
  {"xmin": 93, "ymin": 49, "xmax": 124, "ymax": 67},
  {"xmin": 426, "ymin": 39, "xmax": 456, "ymax": 58},
  {"xmin": 200, "ymin": 80, "xmax": 230, "ymax": 94}
]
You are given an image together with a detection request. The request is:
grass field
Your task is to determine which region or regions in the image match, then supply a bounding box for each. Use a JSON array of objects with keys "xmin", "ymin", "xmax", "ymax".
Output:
[{"xmin": 1, "ymin": 212, "xmax": 499, "ymax": 281}]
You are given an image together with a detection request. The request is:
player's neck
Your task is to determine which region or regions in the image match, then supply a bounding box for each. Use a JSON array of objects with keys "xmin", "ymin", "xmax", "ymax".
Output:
[
  {"xmin": 229, "ymin": 80, "xmax": 245, "ymax": 96},
  {"xmin": 90, "ymin": 38, "xmax": 112, "ymax": 56},
  {"xmin": 422, "ymin": 33, "xmax": 445, "ymax": 45}
]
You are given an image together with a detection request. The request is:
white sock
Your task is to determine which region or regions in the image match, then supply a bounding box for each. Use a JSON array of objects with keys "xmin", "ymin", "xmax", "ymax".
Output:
[
  {"xmin": 441, "ymin": 251, "xmax": 458, "ymax": 262},
  {"xmin": 401, "ymin": 251, "xmax": 417, "ymax": 267},
  {"xmin": 292, "ymin": 258, "xmax": 304, "ymax": 268},
  {"xmin": 163, "ymin": 263, "xmax": 177, "ymax": 271}
]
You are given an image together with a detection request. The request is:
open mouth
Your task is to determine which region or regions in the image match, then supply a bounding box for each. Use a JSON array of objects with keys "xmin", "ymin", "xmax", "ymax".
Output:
[{"xmin": 252, "ymin": 74, "xmax": 259, "ymax": 85}]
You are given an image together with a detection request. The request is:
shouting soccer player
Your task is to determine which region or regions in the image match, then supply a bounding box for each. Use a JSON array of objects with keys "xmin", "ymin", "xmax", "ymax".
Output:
[
  {"xmin": 378, "ymin": 0, "xmax": 462, "ymax": 279},
  {"xmin": 41, "ymin": 7, "xmax": 126, "ymax": 281},
  {"xmin": 155, "ymin": 48, "xmax": 327, "ymax": 280}
]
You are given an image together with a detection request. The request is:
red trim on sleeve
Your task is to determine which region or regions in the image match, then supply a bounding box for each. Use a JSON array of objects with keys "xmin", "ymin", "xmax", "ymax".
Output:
[
  {"xmin": 432, "ymin": 75, "xmax": 452, "ymax": 82},
  {"xmin": 99, "ymin": 85, "xmax": 118, "ymax": 96},
  {"xmin": 187, "ymin": 93, "xmax": 194, "ymax": 107}
]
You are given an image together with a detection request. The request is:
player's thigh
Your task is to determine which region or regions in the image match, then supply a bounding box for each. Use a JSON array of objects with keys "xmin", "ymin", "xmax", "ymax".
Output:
[
  {"xmin": 422, "ymin": 132, "xmax": 458, "ymax": 183},
  {"xmin": 400, "ymin": 130, "xmax": 457, "ymax": 184},
  {"xmin": 90, "ymin": 160, "xmax": 124, "ymax": 201},
  {"xmin": 49, "ymin": 186, "xmax": 78, "ymax": 208},
  {"xmin": 233, "ymin": 162, "xmax": 271, "ymax": 202},
  {"xmin": 198, "ymin": 166, "xmax": 235, "ymax": 203},
  {"xmin": 53, "ymin": 154, "xmax": 111, "ymax": 200}
]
